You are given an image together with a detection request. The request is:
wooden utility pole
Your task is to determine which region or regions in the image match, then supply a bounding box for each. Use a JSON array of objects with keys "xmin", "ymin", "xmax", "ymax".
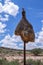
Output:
[
  {"xmin": 24, "ymin": 42, "xmax": 26, "ymax": 65},
  {"xmin": 15, "ymin": 8, "xmax": 35, "ymax": 65}
]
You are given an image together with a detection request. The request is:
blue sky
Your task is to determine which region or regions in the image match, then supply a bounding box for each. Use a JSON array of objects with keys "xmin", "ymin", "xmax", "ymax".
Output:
[{"xmin": 0, "ymin": 0, "xmax": 43, "ymax": 50}]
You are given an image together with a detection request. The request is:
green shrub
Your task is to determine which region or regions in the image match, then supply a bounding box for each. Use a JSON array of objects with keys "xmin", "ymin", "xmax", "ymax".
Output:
[
  {"xmin": 0, "ymin": 58, "xmax": 43, "ymax": 65},
  {"xmin": 31, "ymin": 48, "xmax": 42, "ymax": 56},
  {"xmin": 0, "ymin": 59, "xmax": 2, "ymax": 65},
  {"xmin": 26, "ymin": 59, "xmax": 33, "ymax": 65},
  {"xmin": 9, "ymin": 60, "xmax": 20, "ymax": 65},
  {"xmin": 26, "ymin": 59, "xmax": 43, "ymax": 65},
  {"xmin": 0, "ymin": 59, "xmax": 20, "ymax": 65},
  {"xmin": 0, "ymin": 59, "xmax": 9, "ymax": 65}
]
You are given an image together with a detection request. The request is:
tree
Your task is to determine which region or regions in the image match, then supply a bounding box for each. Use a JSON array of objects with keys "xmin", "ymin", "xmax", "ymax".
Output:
[{"xmin": 31, "ymin": 48, "xmax": 42, "ymax": 56}]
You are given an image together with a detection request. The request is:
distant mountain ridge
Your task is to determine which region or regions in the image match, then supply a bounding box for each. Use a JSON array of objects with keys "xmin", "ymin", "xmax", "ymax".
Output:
[{"xmin": 0, "ymin": 47, "xmax": 23, "ymax": 51}]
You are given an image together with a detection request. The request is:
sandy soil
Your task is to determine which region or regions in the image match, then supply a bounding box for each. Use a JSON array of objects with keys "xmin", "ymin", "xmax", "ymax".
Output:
[{"xmin": 4, "ymin": 55, "xmax": 43, "ymax": 62}]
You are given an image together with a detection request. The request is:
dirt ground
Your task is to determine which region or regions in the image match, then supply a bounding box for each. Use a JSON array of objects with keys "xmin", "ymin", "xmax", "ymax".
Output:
[
  {"xmin": 3, "ymin": 55, "xmax": 43, "ymax": 62},
  {"xmin": 0, "ymin": 53, "xmax": 43, "ymax": 62}
]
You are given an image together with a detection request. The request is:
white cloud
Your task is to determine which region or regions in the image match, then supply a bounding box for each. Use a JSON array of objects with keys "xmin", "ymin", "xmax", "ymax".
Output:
[
  {"xmin": 0, "ymin": 0, "xmax": 19, "ymax": 16},
  {"xmin": 26, "ymin": 43, "xmax": 37, "ymax": 50},
  {"xmin": 12, "ymin": 35, "xmax": 23, "ymax": 42},
  {"xmin": 37, "ymin": 31, "xmax": 43, "ymax": 43},
  {"xmin": 5, "ymin": 0, "xmax": 11, "ymax": 3},
  {"xmin": 35, "ymin": 20, "xmax": 43, "ymax": 43},
  {"xmin": 0, "ymin": 14, "xmax": 9, "ymax": 22},
  {"xmin": 41, "ymin": 20, "xmax": 43, "ymax": 23},
  {"xmin": 0, "ymin": 22, "xmax": 6, "ymax": 33},
  {"xmin": 1, "ymin": 33, "xmax": 43, "ymax": 50},
  {"xmin": 0, "ymin": 34, "xmax": 23, "ymax": 49},
  {"xmin": 0, "ymin": 3, "xmax": 3, "ymax": 13},
  {"xmin": 5, "ymin": 14, "xmax": 9, "ymax": 18},
  {"xmin": 0, "ymin": 0, "xmax": 19, "ymax": 22},
  {"xmin": 42, "ymin": 27, "xmax": 43, "ymax": 31}
]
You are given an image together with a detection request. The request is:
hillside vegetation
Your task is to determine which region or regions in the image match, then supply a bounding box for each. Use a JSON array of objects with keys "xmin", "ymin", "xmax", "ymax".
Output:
[{"xmin": 0, "ymin": 47, "xmax": 43, "ymax": 56}]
